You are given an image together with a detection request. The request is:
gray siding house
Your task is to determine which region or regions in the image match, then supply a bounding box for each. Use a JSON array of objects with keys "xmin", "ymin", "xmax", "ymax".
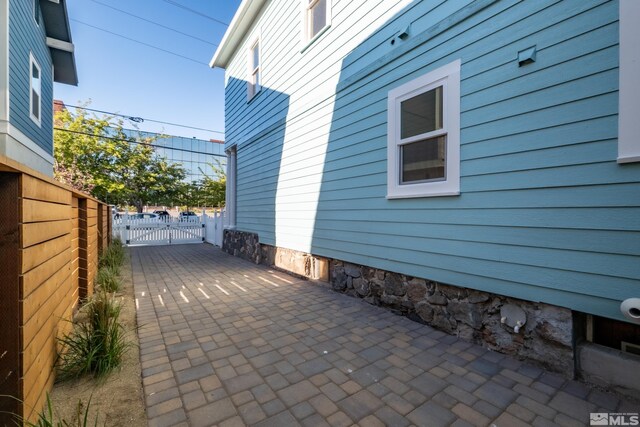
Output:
[{"xmin": 0, "ymin": 0, "xmax": 77, "ymax": 175}]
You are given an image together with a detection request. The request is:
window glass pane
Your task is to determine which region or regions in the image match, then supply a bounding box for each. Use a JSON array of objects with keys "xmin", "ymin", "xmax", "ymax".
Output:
[
  {"xmin": 32, "ymin": 63, "xmax": 40, "ymax": 81},
  {"xmin": 309, "ymin": 0, "xmax": 326, "ymax": 38},
  {"xmin": 31, "ymin": 61, "xmax": 40, "ymax": 120},
  {"xmin": 32, "ymin": 91, "xmax": 40, "ymax": 118},
  {"xmin": 401, "ymin": 136, "xmax": 446, "ymax": 183},
  {"xmin": 401, "ymin": 86, "xmax": 442, "ymax": 139},
  {"xmin": 252, "ymin": 44, "xmax": 259, "ymax": 68}
]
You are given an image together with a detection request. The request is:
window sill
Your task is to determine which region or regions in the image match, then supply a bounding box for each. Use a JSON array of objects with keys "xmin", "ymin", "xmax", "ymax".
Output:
[
  {"xmin": 300, "ymin": 24, "xmax": 331, "ymax": 54},
  {"xmin": 617, "ymin": 154, "xmax": 640, "ymax": 164},
  {"xmin": 247, "ymin": 89, "xmax": 261, "ymax": 104},
  {"xmin": 386, "ymin": 190, "xmax": 460, "ymax": 199},
  {"xmin": 29, "ymin": 115, "xmax": 41, "ymax": 128}
]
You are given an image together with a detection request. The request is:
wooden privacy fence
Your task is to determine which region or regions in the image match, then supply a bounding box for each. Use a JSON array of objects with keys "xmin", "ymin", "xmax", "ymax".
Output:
[{"xmin": 0, "ymin": 156, "xmax": 111, "ymax": 425}]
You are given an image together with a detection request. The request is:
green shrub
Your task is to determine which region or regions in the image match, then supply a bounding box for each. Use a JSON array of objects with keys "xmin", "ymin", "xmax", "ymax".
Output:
[
  {"xmin": 57, "ymin": 291, "xmax": 128, "ymax": 380},
  {"xmin": 98, "ymin": 240, "xmax": 124, "ymax": 271},
  {"xmin": 96, "ymin": 267, "xmax": 121, "ymax": 293}
]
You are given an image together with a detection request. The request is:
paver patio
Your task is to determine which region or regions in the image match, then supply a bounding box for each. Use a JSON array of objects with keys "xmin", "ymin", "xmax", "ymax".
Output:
[{"xmin": 131, "ymin": 244, "xmax": 638, "ymax": 427}]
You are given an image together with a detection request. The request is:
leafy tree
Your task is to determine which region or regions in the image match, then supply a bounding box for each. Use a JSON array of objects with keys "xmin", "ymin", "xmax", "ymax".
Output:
[
  {"xmin": 54, "ymin": 106, "xmax": 186, "ymax": 211},
  {"xmin": 199, "ymin": 160, "xmax": 226, "ymax": 208}
]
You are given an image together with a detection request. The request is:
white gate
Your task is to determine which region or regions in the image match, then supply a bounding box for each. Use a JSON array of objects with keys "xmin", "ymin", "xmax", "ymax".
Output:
[
  {"xmin": 113, "ymin": 216, "xmax": 205, "ymax": 246},
  {"xmin": 203, "ymin": 209, "xmax": 226, "ymax": 247}
]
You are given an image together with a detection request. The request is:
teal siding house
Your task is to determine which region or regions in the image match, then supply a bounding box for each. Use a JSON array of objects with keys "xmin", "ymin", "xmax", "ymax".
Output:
[
  {"xmin": 0, "ymin": 0, "xmax": 77, "ymax": 175},
  {"xmin": 212, "ymin": 0, "xmax": 640, "ymax": 383}
]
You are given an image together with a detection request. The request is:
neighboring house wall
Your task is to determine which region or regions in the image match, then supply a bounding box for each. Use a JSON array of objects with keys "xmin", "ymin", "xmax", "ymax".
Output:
[
  {"xmin": 222, "ymin": 0, "xmax": 640, "ymax": 326},
  {"xmin": 0, "ymin": 0, "xmax": 56, "ymax": 175}
]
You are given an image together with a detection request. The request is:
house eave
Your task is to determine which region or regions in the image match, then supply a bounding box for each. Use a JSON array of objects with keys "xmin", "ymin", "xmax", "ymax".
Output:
[
  {"xmin": 39, "ymin": 0, "xmax": 78, "ymax": 86},
  {"xmin": 209, "ymin": 0, "xmax": 268, "ymax": 69}
]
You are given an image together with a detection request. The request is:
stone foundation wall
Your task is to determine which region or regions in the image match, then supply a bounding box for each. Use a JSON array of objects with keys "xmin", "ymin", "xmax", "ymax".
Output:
[
  {"xmin": 330, "ymin": 260, "xmax": 574, "ymax": 374},
  {"xmin": 222, "ymin": 228, "xmax": 574, "ymax": 374},
  {"xmin": 223, "ymin": 229, "xmax": 261, "ymax": 263},
  {"xmin": 222, "ymin": 229, "xmax": 328, "ymax": 280}
]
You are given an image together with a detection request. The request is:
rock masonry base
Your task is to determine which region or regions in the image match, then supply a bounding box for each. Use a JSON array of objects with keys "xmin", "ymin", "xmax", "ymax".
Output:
[{"xmin": 223, "ymin": 229, "xmax": 574, "ymax": 374}]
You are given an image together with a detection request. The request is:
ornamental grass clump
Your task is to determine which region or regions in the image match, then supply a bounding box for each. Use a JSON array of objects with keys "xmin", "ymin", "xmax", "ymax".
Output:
[
  {"xmin": 57, "ymin": 291, "xmax": 128, "ymax": 380},
  {"xmin": 12, "ymin": 393, "xmax": 102, "ymax": 427},
  {"xmin": 95, "ymin": 266, "xmax": 122, "ymax": 293},
  {"xmin": 98, "ymin": 239, "xmax": 124, "ymax": 271}
]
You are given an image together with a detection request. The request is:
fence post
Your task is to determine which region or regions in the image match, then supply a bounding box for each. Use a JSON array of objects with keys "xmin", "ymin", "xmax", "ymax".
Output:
[{"xmin": 124, "ymin": 214, "xmax": 129, "ymax": 245}]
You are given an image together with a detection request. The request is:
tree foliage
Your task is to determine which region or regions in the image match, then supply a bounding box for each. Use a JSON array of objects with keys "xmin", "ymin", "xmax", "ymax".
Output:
[
  {"xmin": 54, "ymin": 106, "xmax": 187, "ymax": 211},
  {"xmin": 199, "ymin": 160, "xmax": 226, "ymax": 208}
]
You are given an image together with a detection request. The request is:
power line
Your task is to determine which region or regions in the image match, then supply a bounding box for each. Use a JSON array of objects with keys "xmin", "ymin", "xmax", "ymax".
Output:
[
  {"xmin": 89, "ymin": 0, "xmax": 218, "ymax": 47},
  {"xmin": 71, "ymin": 18, "xmax": 209, "ymax": 66},
  {"xmin": 54, "ymin": 127, "xmax": 226, "ymax": 158},
  {"xmin": 161, "ymin": 0, "xmax": 229, "ymax": 27},
  {"xmin": 66, "ymin": 104, "xmax": 225, "ymax": 134}
]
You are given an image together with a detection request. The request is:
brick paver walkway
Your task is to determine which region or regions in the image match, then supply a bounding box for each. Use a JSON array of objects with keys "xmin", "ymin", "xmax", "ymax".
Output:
[{"xmin": 131, "ymin": 244, "xmax": 637, "ymax": 427}]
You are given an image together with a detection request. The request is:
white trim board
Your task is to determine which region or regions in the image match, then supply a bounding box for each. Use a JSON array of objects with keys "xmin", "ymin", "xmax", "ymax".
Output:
[
  {"xmin": 0, "ymin": 0, "xmax": 8, "ymax": 121},
  {"xmin": 618, "ymin": 0, "xmax": 640, "ymax": 164},
  {"xmin": 0, "ymin": 120, "xmax": 55, "ymax": 164},
  {"xmin": 46, "ymin": 37, "xmax": 74, "ymax": 52}
]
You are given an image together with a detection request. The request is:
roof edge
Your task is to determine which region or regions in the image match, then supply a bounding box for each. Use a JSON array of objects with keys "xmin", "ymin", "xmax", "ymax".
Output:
[
  {"xmin": 210, "ymin": 0, "xmax": 268, "ymax": 69},
  {"xmin": 40, "ymin": 0, "xmax": 78, "ymax": 85}
]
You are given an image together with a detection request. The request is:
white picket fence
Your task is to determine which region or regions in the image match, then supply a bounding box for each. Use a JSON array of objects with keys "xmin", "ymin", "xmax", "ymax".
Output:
[{"xmin": 112, "ymin": 210, "xmax": 226, "ymax": 247}]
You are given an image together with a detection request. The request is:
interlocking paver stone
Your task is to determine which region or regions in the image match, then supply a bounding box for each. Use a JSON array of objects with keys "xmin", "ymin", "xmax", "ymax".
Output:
[
  {"xmin": 132, "ymin": 245, "xmax": 639, "ymax": 426},
  {"xmin": 407, "ymin": 401, "xmax": 456, "ymax": 427},
  {"xmin": 337, "ymin": 389, "xmax": 383, "ymax": 420},
  {"xmin": 223, "ymin": 371, "xmax": 263, "ymax": 394},
  {"xmin": 277, "ymin": 380, "xmax": 321, "ymax": 407},
  {"xmin": 253, "ymin": 410, "xmax": 300, "ymax": 427}
]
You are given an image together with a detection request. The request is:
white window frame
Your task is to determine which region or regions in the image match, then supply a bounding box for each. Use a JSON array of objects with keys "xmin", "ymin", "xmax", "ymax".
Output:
[
  {"xmin": 225, "ymin": 146, "xmax": 237, "ymax": 229},
  {"xmin": 29, "ymin": 53, "xmax": 41, "ymax": 127},
  {"xmin": 618, "ymin": 0, "xmax": 640, "ymax": 164},
  {"xmin": 33, "ymin": 0, "xmax": 40, "ymax": 26},
  {"xmin": 301, "ymin": 0, "xmax": 331, "ymax": 47},
  {"xmin": 247, "ymin": 38, "xmax": 260, "ymax": 101},
  {"xmin": 387, "ymin": 60, "xmax": 461, "ymax": 199}
]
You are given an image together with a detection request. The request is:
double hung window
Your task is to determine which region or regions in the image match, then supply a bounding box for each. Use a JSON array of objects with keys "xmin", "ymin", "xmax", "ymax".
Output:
[
  {"xmin": 30, "ymin": 54, "xmax": 42, "ymax": 126},
  {"xmin": 387, "ymin": 60, "xmax": 461, "ymax": 198},
  {"xmin": 302, "ymin": 0, "xmax": 331, "ymax": 45},
  {"xmin": 248, "ymin": 40, "xmax": 260, "ymax": 100}
]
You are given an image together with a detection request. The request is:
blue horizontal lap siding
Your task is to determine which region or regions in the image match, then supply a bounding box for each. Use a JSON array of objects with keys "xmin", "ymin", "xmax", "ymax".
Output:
[
  {"xmin": 8, "ymin": 0, "xmax": 54, "ymax": 155},
  {"xmin": 227, "ymin": 0, "xmax": 640, "ymax": 321}
]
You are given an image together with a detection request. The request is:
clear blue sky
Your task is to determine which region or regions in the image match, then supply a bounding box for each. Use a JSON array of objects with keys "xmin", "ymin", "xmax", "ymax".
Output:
[{"xmin": 54, "ymin": 0, "xmax": 242, "ymax": 141}]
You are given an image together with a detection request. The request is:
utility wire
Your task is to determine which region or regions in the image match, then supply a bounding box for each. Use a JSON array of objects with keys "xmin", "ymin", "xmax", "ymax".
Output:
[
  {"xmin": 88, "ymin": 0, "xmax": 218, "ymax": 47},
  {"xmin": 71, "ymin": 18, "xmax": 209, "ymax": 66},
  {"xmin": 66, "ymin": 104, "xmax": 225, "ymax": 134},
  {"xmin": 54, "ymin": 127, "xmax": 226, "ymax": 157},
  {"xmin": 161, "ymin": 0, "xmax": 229, "ymax": 27}
]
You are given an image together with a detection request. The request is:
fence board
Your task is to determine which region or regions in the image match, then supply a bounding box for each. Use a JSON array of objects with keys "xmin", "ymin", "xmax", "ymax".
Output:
[
  {"xmin": 21, "ymin": 175, "xmax": 71, "ymax": 205},
  {"xmin": 22, "ymin": 262, "xmax": 71, "ymax": 327},
  {"xmin": 20, "ymin": 234, "xmax": 71, "ymax": 273},
  {"xmin": 22, "ymin": 199, "xmax": 71, "ymax": 223},
  {"xmin": 22, "ymin": 219, "xmax": 71, "ymax": 247},
  {"xmin": 20, "ymin": 249, "xmax": 71, "ymax": 299},
  {"xmin": 22, "ymin": 268, "xmax": 71, "ymax": 390}
]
